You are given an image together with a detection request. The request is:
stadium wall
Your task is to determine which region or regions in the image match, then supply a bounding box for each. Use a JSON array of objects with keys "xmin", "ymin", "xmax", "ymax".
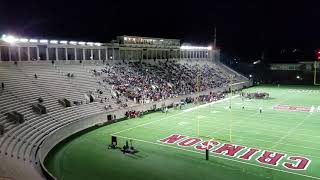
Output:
[{"xmin": 38, "ymin": 81, "xmax": 250, "ymax": 179}]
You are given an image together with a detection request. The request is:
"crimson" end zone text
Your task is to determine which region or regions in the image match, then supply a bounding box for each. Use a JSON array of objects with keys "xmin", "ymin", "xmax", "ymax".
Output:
[{"xmin": 158, "ymin": 134, "xmax": 311, "ymax": 171}]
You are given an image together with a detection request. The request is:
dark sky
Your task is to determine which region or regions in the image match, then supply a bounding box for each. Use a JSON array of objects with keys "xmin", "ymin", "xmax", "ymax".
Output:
[{"xmin": 1, "ymin": 0, "xmax": 320, "ymax": 60}]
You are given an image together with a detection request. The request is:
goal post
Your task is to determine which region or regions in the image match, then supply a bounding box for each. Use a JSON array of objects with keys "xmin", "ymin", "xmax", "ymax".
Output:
[
  {"xmin": 314, "ymin": 61, "xmax": 320, "ymax": 85},
  {"xmin": 196, "ymin": 75, "xmax": 234, "ymax": 143}
]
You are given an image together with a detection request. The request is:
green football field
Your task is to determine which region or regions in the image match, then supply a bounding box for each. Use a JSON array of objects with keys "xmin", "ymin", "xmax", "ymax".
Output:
[{"xmin": 45, "ymin": 85, "xmax": 320, "ymax": 180}]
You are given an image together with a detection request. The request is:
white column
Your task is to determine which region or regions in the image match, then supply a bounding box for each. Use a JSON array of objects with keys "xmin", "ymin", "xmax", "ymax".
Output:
[
  {"xmin": 90, "ymin": 49, "xmax": 93, "ymax": 60},
  {"xmin": 27, "ymin": 47, "xmax": 31, "ymax": 61},
  {"xmin": 74, "ymin": 48, "xmax": 77, "ymax": 60},
  {"xmin": 151, "ymin": 49, "xmax": 154, "ymax": 59},
  {"xmin": 8, "ymin": 47, "xmax": 11, "ymax": 61},
  {"xmin": 45, "ymin": 48, "xmax": 49, "ymax": 60},
  {"xmin": 65, "ymin": 48, "xmax": 68, "ymax": 60},
  {"xmin": 112, "ymin": 48, "xmax": 114, "ymax": 60},
  {"xmin": 105, "ymin": 49, "xmax": 108, "ymax": 61},
  {"xmin": 18, "ymin": 47, "xmax": 21, "ymax": 61},
  {"xmin": 36, "ymin": 47, "xmax": 40, "ymax": 60},
  {"xmin": 82, "ymin": 49, "xmax": 85, "ymax": 60},
  {"xmin": 98, "ymin": 49, "xmax": 101, "ymax": 60},
  {"xmin": 55, "ymin": 48, "xmax": 58, "ymax": 60}
]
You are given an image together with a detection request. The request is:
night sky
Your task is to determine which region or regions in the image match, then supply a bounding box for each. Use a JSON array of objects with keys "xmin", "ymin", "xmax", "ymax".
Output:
[{"xmin": 1, "ymin": 0, "xmax": 320, "ymax": 61}]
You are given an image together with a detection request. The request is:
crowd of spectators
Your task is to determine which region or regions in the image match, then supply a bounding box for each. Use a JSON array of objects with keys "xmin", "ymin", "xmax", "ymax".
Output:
[
  {"xmin": 94, "ymin": 61, "xmax": 237, "ymax": 104},
  {"xmin": 125, "ymin": 110, "xmax": 142, "ymax": 118}
]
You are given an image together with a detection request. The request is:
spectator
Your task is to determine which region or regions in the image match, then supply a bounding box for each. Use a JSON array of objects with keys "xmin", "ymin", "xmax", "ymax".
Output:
[{"xmin": 95, "ymin": 61, "xmax": 239, "ymax": 104}]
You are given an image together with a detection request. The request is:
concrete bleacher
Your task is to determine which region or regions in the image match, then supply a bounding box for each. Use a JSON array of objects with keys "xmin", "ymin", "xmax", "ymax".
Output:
[
  {"xmin": 0, "ymin": 59, "xmax": 249, "ymax": 180},
  {"xmin": 0, "ymin": 61, "xmax": 117, "ymax": 179}
]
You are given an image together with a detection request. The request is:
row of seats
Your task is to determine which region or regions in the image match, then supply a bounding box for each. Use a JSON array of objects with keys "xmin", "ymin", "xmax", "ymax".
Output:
[
  {"xmin": 0, "ymin": 63, "xmax": 120, "ymax": 133},
  {"xmin": 0, "ymin": 103, "xmax": 104, "ymax": 165},
  {"xmin": 0, "ymin": 62, "xmax": 123, "ymax": 170}
]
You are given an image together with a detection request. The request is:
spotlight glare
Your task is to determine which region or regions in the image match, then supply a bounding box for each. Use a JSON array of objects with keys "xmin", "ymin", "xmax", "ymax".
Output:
[
  {"xmin": 19, "ymin": 38, "xmax": 29, "ymax": 43},
  {"xmin": 86, "ymin": 42, "xmax": 94, "ymax": 46},
  {"xmin": 60, "ymin": 40, "xmax": 68, "ymax": 44},
  {"xmin": 50, "ymin": 40, "xmax": 58, "ymax": 44},
  {"xmin": 29, "ymin": 39, "xmax": 38, "ymax": 43},
  {"xmin": 40, "ymin": 39, "xmax": 48, "ymax": 43},
  {"xmin": 1, "ymin": 34, "xmax": 18, "ymax": 43}
]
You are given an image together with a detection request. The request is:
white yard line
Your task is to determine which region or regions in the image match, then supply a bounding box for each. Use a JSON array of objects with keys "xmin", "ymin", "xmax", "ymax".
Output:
[
  {"xmin": 115, "ymin": 135, "xmax": 320, "ymax": 180},
  {"xmin": 271, "ymin": 113, "xmax": 314, "ymax": 149},
  {"xmin": 112, "ymin": 95, "xmax": 240, "ymax": 135},
  {"xmin": 183, "ymin": 95, "xmax": 240, "ymax": 112}
]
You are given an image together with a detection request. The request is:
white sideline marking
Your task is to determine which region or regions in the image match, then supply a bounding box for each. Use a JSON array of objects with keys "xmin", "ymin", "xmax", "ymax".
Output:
[
  {"xmin": 211, "ymin": 110, "xmax": 219, "ymax": 114},
  {"xmin": 183, "ymin": 95, "xmax": 240, "ymax": 112},
  {"xmin": 112, "ymin": 95, "xmax": 239, "ymax": 135},
  {"xmin": 115, "ymin": 135, "xmax": 320, "ymax": 180},
  {"xmin": 178, "ymin": 122, "xmax": 189, "ymax": 126},
  {"xmin": 197, "ymin": 115, "xmax": 206, "ymax": 119}
]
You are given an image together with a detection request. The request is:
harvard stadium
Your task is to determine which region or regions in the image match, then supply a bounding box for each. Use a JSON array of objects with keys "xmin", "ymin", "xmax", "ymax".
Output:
[{"xmin": 1, "ymin": 34, "xmax": 320, "ymax": 180}]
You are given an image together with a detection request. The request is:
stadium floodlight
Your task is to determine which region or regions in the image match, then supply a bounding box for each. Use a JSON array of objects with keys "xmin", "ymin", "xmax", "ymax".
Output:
[
  {"xmin": 160, "ymin": 39, "xmax": 164, "ymax": 42},
  {"xmin": 29, "ymin": 39, "xmax": 38, "ymax": 43},
  {"xmin": 60, "ymin": 40, "xmax": 68, "ymax": 44},
  {"xmin": 249, "ymin": 74, "xmax": 253, "ymax": 78},
  {"xmin": 19, "ymin": 38, "xmax": 29, "ymax": 43},
  {"xmin": 78, "ymin": 42, "xmax": 86, "ymax": 45},
  {"xmin": 94, "ymin": 43, "xmax": 102, "ymax": 46},
  {"xmin": 180, "ymin": 45, "xmax": 211, "ymax": 50},
  {"xmin": 69, "ymin": 41, "xmax": 77, "ymax": 45},
  {"xmin": 296, "ymin": 75, "xmax": 300, "ymax": 79},
  {"xmin": 1, "ymin": 34, "xmax": 18, "ymax": 43},
  {"xmin": 86, "ymin": 42, "xmax": 94, "ymax": 46},
  {"xmin": 40, "ymin": 39, "xmax": 48, "ymax": 43},
  {"xmin": 253, "ymin": 60, "xmax": 261, "ymax": 65},
  {"xmin": 50, "ymin": 40, "xmax": 58, "ymax": 44}
]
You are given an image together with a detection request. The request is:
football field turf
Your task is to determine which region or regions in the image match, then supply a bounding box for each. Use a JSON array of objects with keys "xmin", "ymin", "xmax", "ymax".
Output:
[{"xmin": 45, "ymin": 85, "xmax": 320, "ymax": 180}]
